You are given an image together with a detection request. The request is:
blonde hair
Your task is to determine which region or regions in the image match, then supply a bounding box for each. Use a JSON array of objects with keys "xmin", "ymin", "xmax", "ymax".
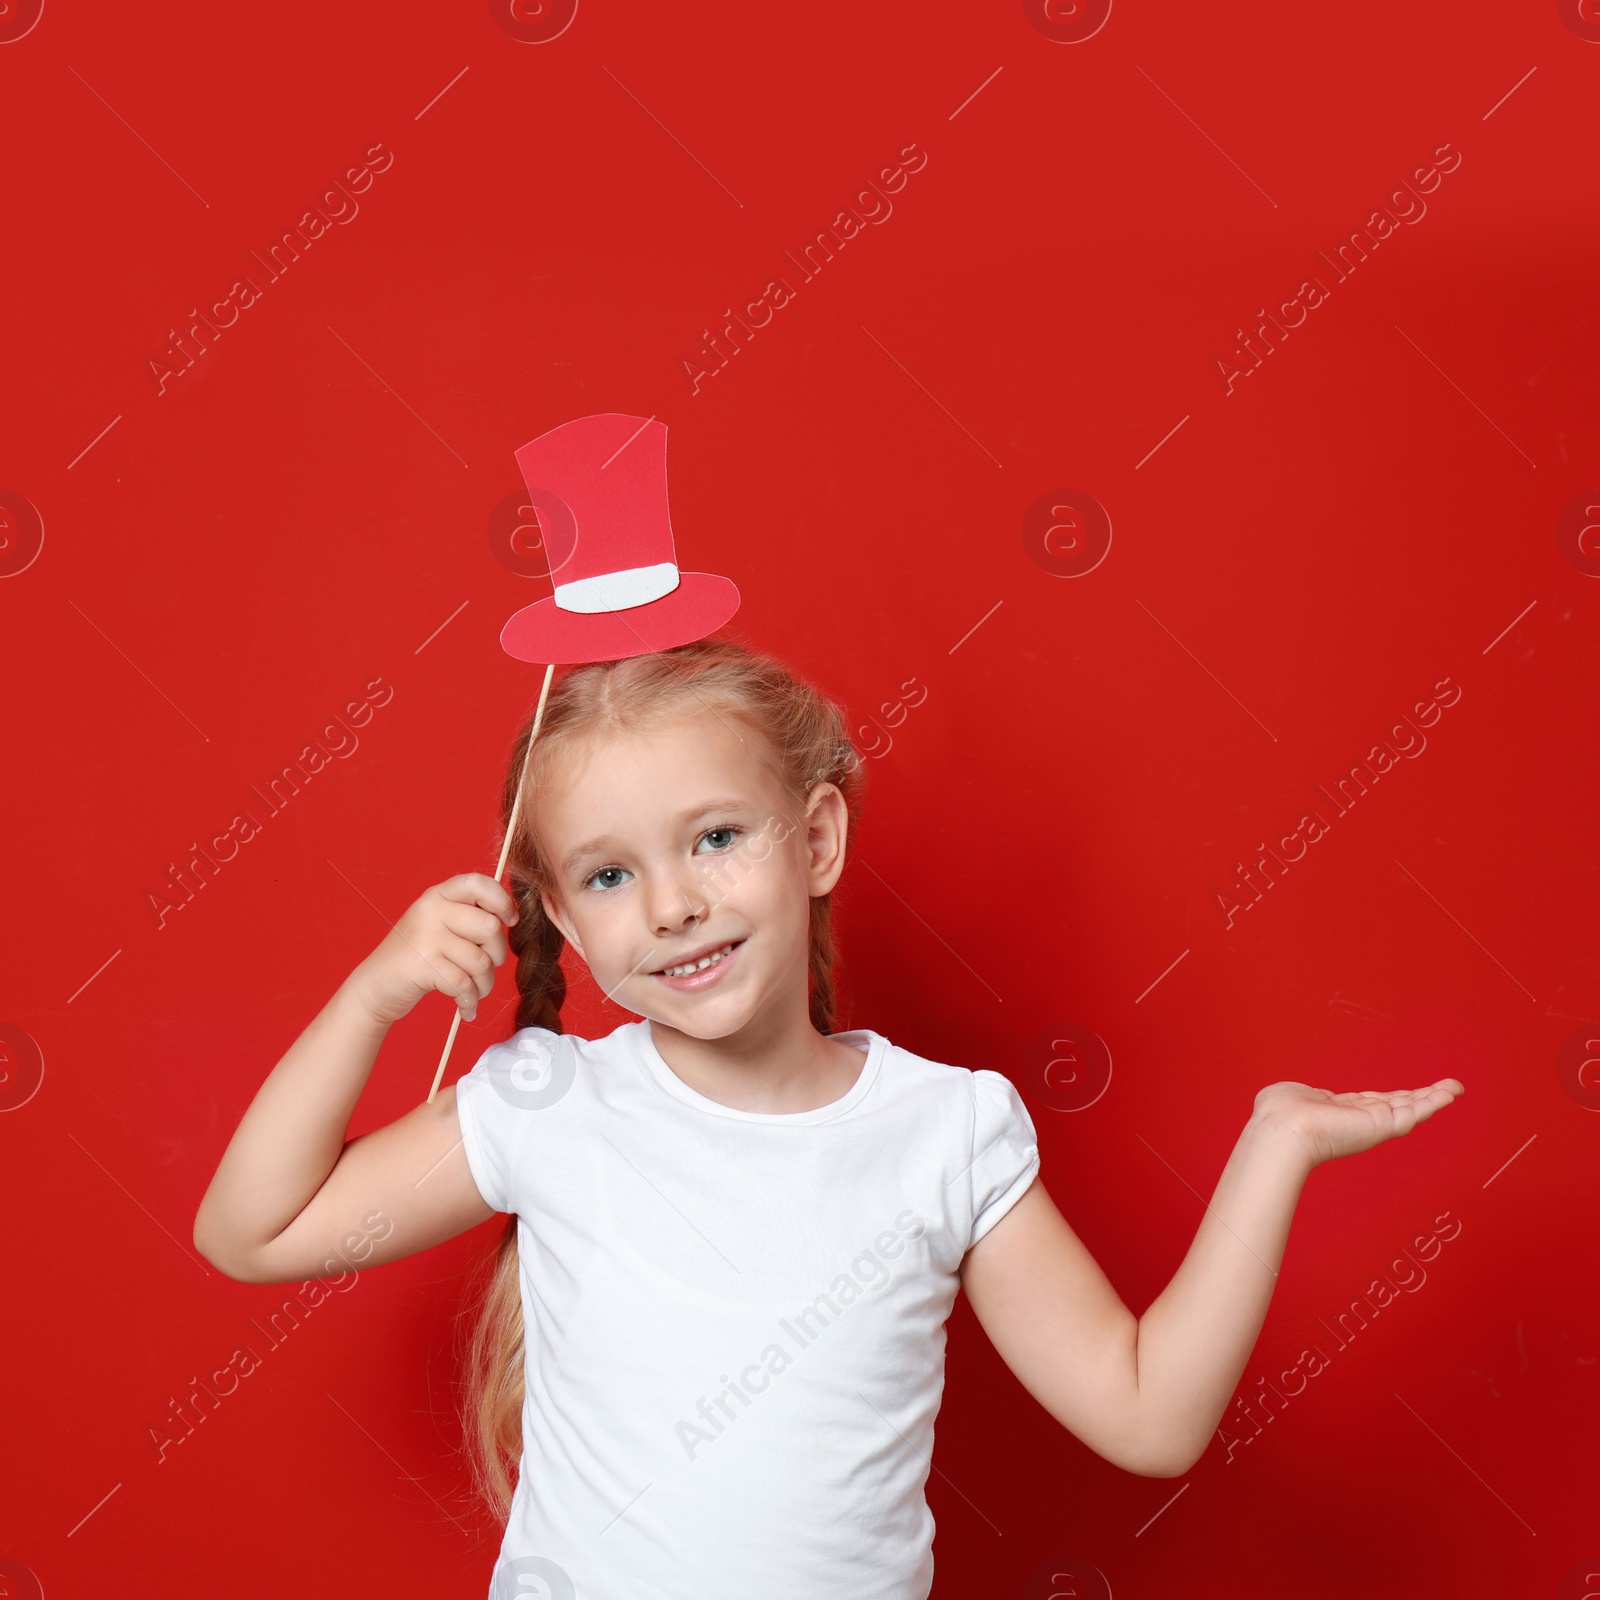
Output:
[{"xmin": 457, "ymin": 637, "xmax": 864, "ymax": 1520}]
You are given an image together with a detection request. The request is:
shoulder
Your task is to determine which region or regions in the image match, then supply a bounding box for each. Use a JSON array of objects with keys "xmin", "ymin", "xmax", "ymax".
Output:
[
  {"xmin": 967, "ymin": 1067, "xmax": 1038, "ymax": 1148},
  {"xmin": 869, "ymin": 1034, "xmax": 1033, "ymax": 1126},
  {"xmin": 458, "ymin": 1021, "xmax": 636, "ymax": 1113},
  {"xmin": 867, "ymin": 1038, "xmax": 1040, "ymax": 1235},
  {"xmin": 468, "ymin": 1019, "xmax": 637, "ymax": 1066}
]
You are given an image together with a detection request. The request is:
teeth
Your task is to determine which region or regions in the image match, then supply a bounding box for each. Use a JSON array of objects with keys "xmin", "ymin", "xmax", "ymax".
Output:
[{"xmin": 661, "ymin": 943, "xmax": 734, "ymax": 978}]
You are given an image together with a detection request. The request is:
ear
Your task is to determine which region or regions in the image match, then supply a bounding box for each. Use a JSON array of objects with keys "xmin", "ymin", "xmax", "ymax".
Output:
[
  {"xmin": 803, "ymin": 782, "xmax": 849, "ymax": 897},
  {"xmin": 540, "ymin": 888, "xmax": 585, "ymax": 959}
]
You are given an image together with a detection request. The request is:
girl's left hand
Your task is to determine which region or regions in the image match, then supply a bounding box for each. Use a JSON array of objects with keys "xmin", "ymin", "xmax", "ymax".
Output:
[{"xmin": 1251, "ymin": 1077, "xmax": 1466, "ymax": 1168}]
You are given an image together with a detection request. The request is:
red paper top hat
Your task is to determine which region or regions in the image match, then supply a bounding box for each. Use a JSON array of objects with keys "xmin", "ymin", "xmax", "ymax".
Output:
[{"xmin": 499, "ymin": 413, "xmax": 740, "ymax": 664}]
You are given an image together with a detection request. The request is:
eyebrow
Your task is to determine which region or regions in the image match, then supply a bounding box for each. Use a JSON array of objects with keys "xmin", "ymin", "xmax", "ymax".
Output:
[{"xmin": 558, "ymin": 797, "xmax": 757, "ymax": 878}]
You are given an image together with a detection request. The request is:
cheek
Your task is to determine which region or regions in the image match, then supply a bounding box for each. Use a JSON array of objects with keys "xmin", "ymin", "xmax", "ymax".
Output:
[
  {"xmin": 562, "ymin": 897, "xmax": 631, "ymax": 969},
  {"xmin": 732, "ymin": 843, "xmax": 811, "ymax": 928}
]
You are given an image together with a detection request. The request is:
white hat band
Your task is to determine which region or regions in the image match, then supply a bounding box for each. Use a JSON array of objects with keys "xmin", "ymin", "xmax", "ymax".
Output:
[{"xmin": 553, "ymin": 561, "xmax": 681, "ymax": 614}]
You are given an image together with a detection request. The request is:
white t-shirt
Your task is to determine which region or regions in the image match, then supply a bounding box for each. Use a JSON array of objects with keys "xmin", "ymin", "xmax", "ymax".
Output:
[{"xmin": 453, "ymin": 1018, "xmax": 1040, "ymax": 1600}]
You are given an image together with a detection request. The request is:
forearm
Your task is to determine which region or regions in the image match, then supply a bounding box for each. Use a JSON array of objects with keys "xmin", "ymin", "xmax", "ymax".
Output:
[
  {"xmin": 1128, "ymin": 1117, "xmax": 1313, "ymax": 1472},
  {"xmin": 194, "ymin": 973, "xmax": 390, "ymax": 1266}
]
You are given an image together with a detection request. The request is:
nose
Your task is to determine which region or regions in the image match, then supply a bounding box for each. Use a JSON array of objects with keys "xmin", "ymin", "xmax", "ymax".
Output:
[{"xmin": 644, "ymin": 859, "xmax": 709, "ymax": 940}]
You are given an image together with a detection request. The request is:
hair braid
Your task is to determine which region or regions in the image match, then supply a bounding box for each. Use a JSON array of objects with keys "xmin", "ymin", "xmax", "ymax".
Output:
[
  {"xmin": 506, "ymin": 889, "xmax": 566, "ymax": 1034},
  {"xmin": 497, "ymin": 701, "xmax": 568, "ymax": 1035},
  {"xmin": 807, "ymin": 895, "xmax": 839, "ymax": 1033}
]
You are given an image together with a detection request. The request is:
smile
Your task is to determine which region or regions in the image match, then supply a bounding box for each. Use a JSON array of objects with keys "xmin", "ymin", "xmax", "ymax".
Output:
[
  {"xmin": 649, "ymin": 938, "xmax": 745, "ymax": 991},
  {"xmin": 662, "ymin": 944, "xmax": 734, "ymax": 977}
]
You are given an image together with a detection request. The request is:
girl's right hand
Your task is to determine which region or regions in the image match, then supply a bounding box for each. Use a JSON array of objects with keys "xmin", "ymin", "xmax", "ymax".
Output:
[{"xmin": 348, "ymin": 872, "xmax": 520, "ymax": 1029}]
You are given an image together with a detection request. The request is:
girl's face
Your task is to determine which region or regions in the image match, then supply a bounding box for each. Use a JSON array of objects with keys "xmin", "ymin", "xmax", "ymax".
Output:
[{"xmin": 533, "ymin": 711, "xmax": 847, "ymax": 1042}]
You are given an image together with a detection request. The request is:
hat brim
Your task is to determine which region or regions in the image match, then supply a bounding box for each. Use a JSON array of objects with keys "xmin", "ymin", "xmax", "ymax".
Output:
[{"xmin": 499, "ymin": 573, "xmax": 741, "ymax": 665}]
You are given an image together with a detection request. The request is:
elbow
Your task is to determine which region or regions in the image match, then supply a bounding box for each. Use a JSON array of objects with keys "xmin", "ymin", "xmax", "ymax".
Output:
[
  {"xmin": 1100, "ymin": 1418, "xmax": 1206, "ymax": 1478},
  {"xmin": 192, "ymin": 1209, "xmax": 269, "ymax": 1283},
  {"xmin": 1111, "ymin": 1448, "xmax": 1195, "ymax": 1479},
  {"xmin": 200, "ymin": 1246, "xmax": 274, "ymax": 1284},
  {"xmin": 207, "ymin": 1255, "xmax": 271, "ymax": 1284},
  {"xmin": 1066, "ymin": 1425, "xmax": 1193, "ymax": 1479},
  {"xmin": 192, "ymin": 1206, "xmax": 232, "ymax": 1276},
  {"xmin": 1120, "ymin": 1435, "xmax": 1207, "ymax": 1478}
]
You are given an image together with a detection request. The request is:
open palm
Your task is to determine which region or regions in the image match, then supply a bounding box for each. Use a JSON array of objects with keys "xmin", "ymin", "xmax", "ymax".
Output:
[{"xmin": 1253, "ymin": 1077, "xmax": 1466, "ymax": 1167}]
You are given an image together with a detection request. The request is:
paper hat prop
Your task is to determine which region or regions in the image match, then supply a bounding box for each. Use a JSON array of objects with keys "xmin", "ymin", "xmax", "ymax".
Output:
[
  {"xmin": 499, "ymin": 412, "xmax": 740, "ymax": 664},
  {"xmin": 426, "ymin": 413, "xmax": 738, "ymax": 1103}
]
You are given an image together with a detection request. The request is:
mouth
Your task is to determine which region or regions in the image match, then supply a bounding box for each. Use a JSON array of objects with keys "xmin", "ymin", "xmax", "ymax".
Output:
[{"xmin": 648, "ymin": 937, "xmax": 745, "ymax": 992}]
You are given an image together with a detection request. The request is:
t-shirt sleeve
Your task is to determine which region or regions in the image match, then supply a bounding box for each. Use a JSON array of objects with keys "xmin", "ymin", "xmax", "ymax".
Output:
[
  {"xmin": 966, "ymin": 1068, "xmax": 1041, "ymax": 1248},
  {"xmin": 452, "ymin": 1027, "xmax": 570, "ymax": 1215}
]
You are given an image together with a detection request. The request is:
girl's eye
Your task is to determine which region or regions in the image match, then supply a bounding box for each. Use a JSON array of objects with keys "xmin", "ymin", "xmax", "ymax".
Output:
[
  {"xmin": 585, "ymin": 865, "xmax": 631, "ymax": 892},
  {"xmin": 695, "ymin": 826, "xmax": 741, "ymax": 854}
]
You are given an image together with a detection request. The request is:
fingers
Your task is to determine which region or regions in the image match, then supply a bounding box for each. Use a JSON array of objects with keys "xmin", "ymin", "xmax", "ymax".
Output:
[
  {"xmin": 439, "ymin": 900, "xmax": 512, "ymax": 967},
  {"xmin": 430, "ymin": 955, "xmax": 482, "ymax": 1021},
  {"xmin": 1340, "ymin": 1082, "xmax": 1462, "ymax": 1106},
  {"xmin": 437, "ymin": 934, "xmax": 498, "ymax": 1019},
  {"xmin": 1412, "ymin": 1079, "xmax": 1465, "ymax": 1119},
  {"xmin": 436, "ymin": 872, "xmax": 520, "ymax": 927},
  {"xmin": 1362, "ymin": 1081, "xmax": 1465, "ymax": 1135}
]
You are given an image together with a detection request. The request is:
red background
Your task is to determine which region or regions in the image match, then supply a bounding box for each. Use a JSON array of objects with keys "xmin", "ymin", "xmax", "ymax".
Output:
[{"xmin": 2, "ymin": 1, "xmax": 1597, "ymax": 1595}]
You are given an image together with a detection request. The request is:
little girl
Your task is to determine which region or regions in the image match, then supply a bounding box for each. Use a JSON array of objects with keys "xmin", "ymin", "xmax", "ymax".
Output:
[{"xmin": 194, "ymin": 637, "xmax": 1463, "ymax": 1599}]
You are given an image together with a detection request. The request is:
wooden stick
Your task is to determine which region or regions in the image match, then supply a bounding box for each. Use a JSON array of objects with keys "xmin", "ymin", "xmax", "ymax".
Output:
[{"xmin": 426, "ymin": 661, "xmax": 556, "ymax": 1104}]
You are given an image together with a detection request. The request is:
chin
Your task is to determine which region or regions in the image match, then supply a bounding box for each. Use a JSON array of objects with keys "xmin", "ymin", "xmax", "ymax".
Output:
[
  {"xmin": 631, "ymin": 983, "xmax": 761, "ymax": 1040},
  {"xmin": 656, "ymin": 997, "xmax": 760, "ymax": 1040}
]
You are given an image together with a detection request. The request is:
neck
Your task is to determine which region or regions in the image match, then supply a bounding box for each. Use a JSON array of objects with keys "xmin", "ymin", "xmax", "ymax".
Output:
[{"xmin": 644, "ymin": 966, "xmax": 862, "ymax": 1114}]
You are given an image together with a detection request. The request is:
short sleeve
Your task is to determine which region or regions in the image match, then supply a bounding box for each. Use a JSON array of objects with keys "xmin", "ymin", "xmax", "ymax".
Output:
[
  {"xmin": 966, "ymin": 1068, "xmax": 1040, "ymax": 1248},
  {"xmin": 453, "ymin": 1027, "xmax": 575, "ymax": 1215}
]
